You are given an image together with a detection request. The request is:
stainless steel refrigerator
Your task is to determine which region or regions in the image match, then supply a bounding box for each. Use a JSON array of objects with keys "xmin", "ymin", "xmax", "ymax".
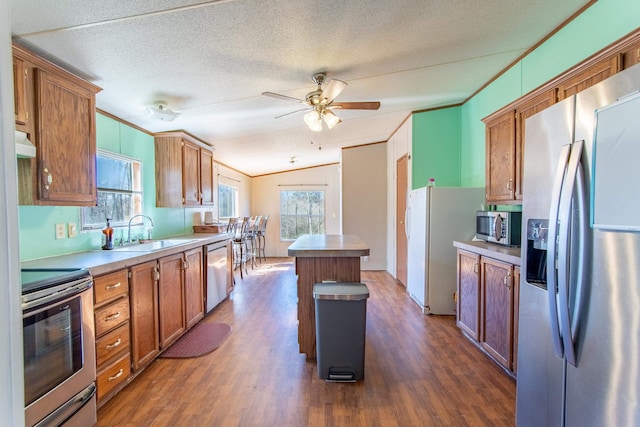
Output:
[
  {"xmin": 516, "ymin": 63, "xmax": 640, "ymax": 426},
  {"xmin": 406, "ymin": 186, "xmax": 484, "ymax": 315}
]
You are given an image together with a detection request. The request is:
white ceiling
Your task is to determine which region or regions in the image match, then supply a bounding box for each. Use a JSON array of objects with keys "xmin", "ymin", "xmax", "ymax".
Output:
[{"xmin": 10, "ymin": 0, "xmax": 591, "ymax": 176}]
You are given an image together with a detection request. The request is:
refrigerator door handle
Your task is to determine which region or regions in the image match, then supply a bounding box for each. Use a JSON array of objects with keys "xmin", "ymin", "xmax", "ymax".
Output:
[
  {"xmin": 557, "ymin": 140, "xmax": 586, "ymax": 367},
  {"xmin": 547, "ymin": 144, "xmax": 571, "ymax": 358}
]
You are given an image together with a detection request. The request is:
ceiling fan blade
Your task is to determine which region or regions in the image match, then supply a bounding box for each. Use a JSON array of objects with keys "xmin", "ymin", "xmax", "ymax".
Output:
[
  {"xmin": 274, "ymin": 107, "xmax": 309, "ymax": 119},
  {"xmin": 262, "ymin": 92, "xmax": 306, "ymax": 103},
  {"xmin": 320, "ymin": 79, "xmax": 347, "ymax": 104},
  {"xmin": 331, "ymin": 101, "xmax": 381, "ymax": 110}
]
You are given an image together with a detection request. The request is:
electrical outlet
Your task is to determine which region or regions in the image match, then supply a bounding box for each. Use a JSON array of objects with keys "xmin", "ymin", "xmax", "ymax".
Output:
[
  {"xmin": 55, "ymin": 223, "xmax": 66, "ymax": 239},
  {"xmin": 363, "ymin": 256, "xmax": 369, "ymax": 262},
  {"xmin": 68, "ymin": 223, "xmax": 77, "ymax": 238}
]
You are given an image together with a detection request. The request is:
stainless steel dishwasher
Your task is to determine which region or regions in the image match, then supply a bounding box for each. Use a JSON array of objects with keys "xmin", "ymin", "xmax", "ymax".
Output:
[{"xmin": 206, "ymin": 240, "xmax": 230, "ymax": 313}]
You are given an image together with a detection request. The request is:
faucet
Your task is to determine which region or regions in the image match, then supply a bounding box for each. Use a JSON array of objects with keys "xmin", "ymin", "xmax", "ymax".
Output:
[{"xmin": 127, "ymin": 214, "xmax": 154, "ymax": 243}]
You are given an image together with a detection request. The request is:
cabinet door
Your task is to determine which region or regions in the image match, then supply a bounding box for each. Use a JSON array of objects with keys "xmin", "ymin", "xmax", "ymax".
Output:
[
  {"xmin": 184, "ymin": 247, "xmax": 205, "ymax": 329},
  {"xmin": 480, "ymin": 257, "xmax": 514, "ymax": 370},
  {"xmin": 200, "ymin": 148, "xmax": 215, "ymax": 206},
  {"xmin": 182, "ymin": 139, "xmax": 201, "ymax": 206},
  {"xmin": 13, "ymin": 55, "xmax": 29, "ymax": 127},
  {"xmin": 158, "ymin": 253, "xmax": 186, "ymax": 348},
  {"xmin": 515, "ymin": 89, "xmax": 556, "ymax": 201},
  {"xmin": 154, "ymin": 136, "xmax": 183, "ymax": 207},
  {"xmin": 456, "ymin": 250, "xmax": 481, "ymax": 340},
  {"xmin": 130, "ymin": 261, "xmax": 159, "ymax": 371},
  {"xmin": 557, "ymin": 55, "xmax": 620, "ymax": 101},
  {"xmin": 622, "ymin": 39, "xmax": 640, "ymax": 69},
  {"xmin": 35, "ymin": 68, "xmax": 96, "ymax": 205},
  {"xmin": 485, "ymin": 110, "xmax": 516, "ymax": 203}
]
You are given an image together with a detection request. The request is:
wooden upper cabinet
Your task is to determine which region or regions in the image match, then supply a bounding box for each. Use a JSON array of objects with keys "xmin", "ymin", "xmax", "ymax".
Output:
[
  {"xmin": 14, "ymin": 43, "xmax": 101, "ymax": 206},
  {"xmin": 200, "ymin": 147, "xmax": 215, "ymax": 206},
  {"xmin": 13, "ymin": 54, "xmax": 29, "ymax": 128},
  {"xmin": 485, "ymin": 110, "xmax": 516, "ymax": 203},
  {"xmin": 35, "ymin": 69, "xmax": 98, "ymax": 205},
  {"xmin": 155, "ymin": 132, "xmax": 215, "ymax": 207},
  {"xmin": 557, "ymin": 55, "xmax": 621, "ymax": 101},
  {"xmin": 622, "ymin": 39, "xmax": 640, "ymax": 69},
  {"xmin": 182, "ymin": 139, "xmax": 201, "ymax": 206},
  {"xmin": 514, "ymin": 89, "xmax": 556, "ymax": 201}
]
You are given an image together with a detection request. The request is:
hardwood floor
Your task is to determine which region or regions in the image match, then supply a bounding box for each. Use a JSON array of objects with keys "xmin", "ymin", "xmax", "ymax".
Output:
[{"xmin": 97, "ymin": 258, "xmax": 515, "ymax": 426}]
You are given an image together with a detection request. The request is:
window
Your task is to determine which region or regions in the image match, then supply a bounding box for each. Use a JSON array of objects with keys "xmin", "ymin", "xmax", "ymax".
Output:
[
  {"xmin": 280, "ymin": 190, "xmax": 325, "ymax": 240},
  {"xmin": 218, "ymin": 183, "xmax": 238, "ymax": 219},
  {"xmin": 81, "ymin": 151, "xmax": 143, "ymax": 230}
]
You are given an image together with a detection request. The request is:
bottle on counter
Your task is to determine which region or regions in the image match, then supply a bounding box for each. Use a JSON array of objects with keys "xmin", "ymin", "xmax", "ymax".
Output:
[
  {"xmin": 427, "ymin": 177, "xmax": 436, "ymax": 187},
  {"xmin": 102, "ymin": 218, "xmax": 114, "ymax": 250}
]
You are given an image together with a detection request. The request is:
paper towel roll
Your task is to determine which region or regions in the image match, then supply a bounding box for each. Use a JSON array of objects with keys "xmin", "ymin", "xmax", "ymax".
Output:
[{"xmin": 204, "ymin": 211, "xmax": 214, "ymax": 224}]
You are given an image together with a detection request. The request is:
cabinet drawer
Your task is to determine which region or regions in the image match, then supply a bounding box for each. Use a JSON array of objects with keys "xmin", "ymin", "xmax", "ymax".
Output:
[
  {"xmin": 95, "ymin": 297, "xmax": 130, "ymax": 336},
  {"xmin": 97, "ymin": 353, "xmax": 131, "ymax": 401},
  {"xmin": 96, "ymin": 321, "xmax": 130, "ymax": 367},
  {"xmin": 94, "ymin": 270, "xmax": 129, "ymax": 306}
]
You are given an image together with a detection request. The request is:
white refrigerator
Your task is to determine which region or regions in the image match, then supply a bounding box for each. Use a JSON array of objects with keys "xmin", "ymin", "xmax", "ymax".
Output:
[{"xmin": 406, "ymin": 186, "xmax": 484, "ymax": 314}]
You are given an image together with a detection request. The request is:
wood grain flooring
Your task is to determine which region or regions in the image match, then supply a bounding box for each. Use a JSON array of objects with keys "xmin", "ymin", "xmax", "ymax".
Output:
[{"xmin": 97, "ymin": 258, "xmax": 515, "ymax": 426}]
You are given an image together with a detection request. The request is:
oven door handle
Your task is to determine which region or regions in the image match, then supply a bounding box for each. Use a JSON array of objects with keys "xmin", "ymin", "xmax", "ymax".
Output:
[
  {"xmin": 33, "ymin": 382, "xmax": 96, "ymax": 427},
  {"xmin": 22, "ymin": 278, "xmax": 93, "ymax": 312}
]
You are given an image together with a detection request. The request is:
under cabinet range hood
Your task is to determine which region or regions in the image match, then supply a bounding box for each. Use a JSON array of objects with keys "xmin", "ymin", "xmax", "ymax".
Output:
[{"xmin": 15, "ymin": 130, "xmax": 36, "ymax": 158}]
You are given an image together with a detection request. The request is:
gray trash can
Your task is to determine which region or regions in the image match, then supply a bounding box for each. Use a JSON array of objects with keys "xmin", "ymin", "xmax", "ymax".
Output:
[{"xmin": 313, "ymin": 282, "xmax": 369, "ymax": 381}]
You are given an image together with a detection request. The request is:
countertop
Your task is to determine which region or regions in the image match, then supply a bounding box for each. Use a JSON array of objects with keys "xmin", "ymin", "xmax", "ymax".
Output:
[
  {"xmin": 453, "ymin": 240, "xmax": 522, "ymax": 266},
  {"xmin": 287, "ymin": 234, "xmax": 370, "ymax": 257},
  {"xmin": 21, "ymin": 232, "xmax": 233, "ymax": 277}
]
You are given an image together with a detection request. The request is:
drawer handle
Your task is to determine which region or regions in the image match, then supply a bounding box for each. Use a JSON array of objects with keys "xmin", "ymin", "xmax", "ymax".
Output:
[
  {"xmin": 105, "ymin": 338, "xmax": 122, "ymax": 350},
  {"xmin": 105, "ymin": 311, "xmax": 122, "ymax": 322},
  {"xmin": 106, "ymin": 282, "xmax": 122, "ymax": 290},
  {"xmin": 108, "ymin": 369, "xmax": 124, "ymax": 382}
]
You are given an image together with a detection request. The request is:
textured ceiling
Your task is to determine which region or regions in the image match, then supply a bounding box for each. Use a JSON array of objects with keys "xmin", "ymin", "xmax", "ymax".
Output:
[{"xmin": 10, "ymin": 0, "xmax": 592, "ymax": 176}]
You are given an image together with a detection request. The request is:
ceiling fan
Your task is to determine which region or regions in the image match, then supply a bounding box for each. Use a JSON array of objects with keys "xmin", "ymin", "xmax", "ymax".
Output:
[{"xmin": 262, "ymin": 73, "xmax": 380, "ymax": 131}]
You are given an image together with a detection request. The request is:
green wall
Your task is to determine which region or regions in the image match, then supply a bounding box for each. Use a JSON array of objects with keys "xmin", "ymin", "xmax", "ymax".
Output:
[
  {"xmin": 411, "ymin": 106, "xmax": 461, "ymax": 188},
  {"xmin": 19, "ymin": 113, "xmax": 197, "ymax": 261},
  {"xmin": 458, "ymin": 0, "xmax": 640, "ymax": 187}
]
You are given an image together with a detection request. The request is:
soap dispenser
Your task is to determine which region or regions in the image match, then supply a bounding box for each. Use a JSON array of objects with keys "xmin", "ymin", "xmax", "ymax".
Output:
[{"xmin": 102, "ymin": 218, "xmax": 114, "ymax": 250}]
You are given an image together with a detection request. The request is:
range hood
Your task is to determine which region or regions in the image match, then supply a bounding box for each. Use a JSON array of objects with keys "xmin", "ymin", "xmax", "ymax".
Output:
[{"xmin": 15, "ymin": 130, "xmax": 36, "ymax": 158}]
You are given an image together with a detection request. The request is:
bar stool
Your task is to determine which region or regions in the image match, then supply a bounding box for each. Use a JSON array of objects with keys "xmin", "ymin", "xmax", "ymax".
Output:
[
  {"xmin": 232, "ymin": 217, "xmax": 250, "ymax": 278},
  {"xmin": 256, "ymin": 215, "xmax": 269, "ymax": 262}
]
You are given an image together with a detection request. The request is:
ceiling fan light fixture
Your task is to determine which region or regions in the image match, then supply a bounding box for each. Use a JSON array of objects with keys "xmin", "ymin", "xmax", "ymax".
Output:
[
  {"xmin": 323, "ymin": 110, "xmax": 341, "ymax": 129},
  {"xmin": 304, "ymin": 110, "xmax": 322, "ymax": 132}
]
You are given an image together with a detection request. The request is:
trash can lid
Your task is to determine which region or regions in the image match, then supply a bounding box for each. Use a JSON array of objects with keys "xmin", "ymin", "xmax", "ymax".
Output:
[{"xmin": 313, "ymin": 282, "xmax": 369, "ymax": 300}]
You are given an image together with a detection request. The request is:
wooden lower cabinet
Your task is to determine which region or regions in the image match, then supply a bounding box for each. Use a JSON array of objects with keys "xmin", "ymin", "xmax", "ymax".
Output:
[
  {"xmin": 158, "ymin": 253, "xmax": 186, "ymax": 348},
  {"xmin": 456, "ymin": 250, "xmax": 481, "ymax": 340},
  {"xmin": 129, "ymin": 261, "xmax": 160, "ymax": 371},
  {"xmin": 456, "ymin": 249, "xmax": 519, "ymax": 375},
  {"xmin": 480, "ymin": 257, "xmax": 514, "ymax": 370},
  {"xmin": 184, "ymin": 247, "xmax": 205, "ymax": 329},
  {"xmin": 93, "ymin": 270, "xmax": 131, "ymax": 404}
]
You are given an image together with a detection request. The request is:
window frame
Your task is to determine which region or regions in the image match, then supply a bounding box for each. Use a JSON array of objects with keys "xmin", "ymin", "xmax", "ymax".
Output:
[
  {"xmin": 81, "ymin": 150, "xmax": 143, "ymax": 231},
  {"xmin": 218, "ymin": 182, "xmax": 239, "ymax": 220},
  {"xmin": 279, "ymin": 189, "xmax": 326, "ymax": 241}
]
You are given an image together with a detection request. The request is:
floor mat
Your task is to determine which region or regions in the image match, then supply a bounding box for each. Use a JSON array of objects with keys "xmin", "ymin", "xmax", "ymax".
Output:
[{"xmin": 159, "ymin": 322, "xmax": 232, "ymax": 359}]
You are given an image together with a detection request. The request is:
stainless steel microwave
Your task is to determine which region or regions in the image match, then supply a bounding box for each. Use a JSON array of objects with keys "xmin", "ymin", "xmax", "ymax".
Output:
[{"xmin": 476, "ymin": 211, "xmax": 522, "ymax": 246}]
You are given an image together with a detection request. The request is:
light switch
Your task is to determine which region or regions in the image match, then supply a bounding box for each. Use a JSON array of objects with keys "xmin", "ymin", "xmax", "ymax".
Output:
[
  {"xmin": 68, "ymin": 223, "xmax": 77, "ymax": 238},
  {"xmin": 55, "ymin": 223, "xmax": 66, "ymax": 239}
]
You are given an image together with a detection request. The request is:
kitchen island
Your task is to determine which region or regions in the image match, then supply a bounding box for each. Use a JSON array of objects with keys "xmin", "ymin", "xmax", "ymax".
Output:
[{"xmin": 288, "ymin": 234, "xmax": 370, "ymax": 360}]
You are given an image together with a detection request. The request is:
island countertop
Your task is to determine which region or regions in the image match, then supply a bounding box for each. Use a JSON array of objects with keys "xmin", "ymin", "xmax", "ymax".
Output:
[{"xmin": 287, "ymin": 234, "xmax": 370, "ymax": 257}]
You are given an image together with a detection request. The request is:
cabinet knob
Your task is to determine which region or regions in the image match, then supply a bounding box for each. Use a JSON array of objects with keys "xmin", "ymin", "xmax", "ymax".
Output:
[{"xmin": 504, "ymin": 273, "xmax": 512, "ymax": 288}]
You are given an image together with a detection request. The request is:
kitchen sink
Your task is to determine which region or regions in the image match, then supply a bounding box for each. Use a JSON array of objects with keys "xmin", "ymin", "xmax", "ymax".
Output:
[{"xmin": 112, "ymin": 239, "xmax": 195, "ymax": 252}]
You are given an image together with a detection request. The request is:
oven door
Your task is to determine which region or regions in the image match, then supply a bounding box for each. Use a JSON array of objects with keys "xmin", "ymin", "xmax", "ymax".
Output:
[{"xmin": 23, "ymin": 281, "xmax": 96, "ymax": 427}]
